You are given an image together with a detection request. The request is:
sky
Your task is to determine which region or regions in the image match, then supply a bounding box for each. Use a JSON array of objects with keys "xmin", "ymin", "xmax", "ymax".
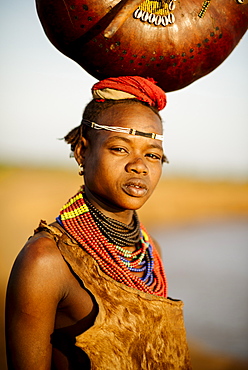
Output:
[{"xmin": 0, "ymin": 1, "xmax": 247, "ymax": 179}]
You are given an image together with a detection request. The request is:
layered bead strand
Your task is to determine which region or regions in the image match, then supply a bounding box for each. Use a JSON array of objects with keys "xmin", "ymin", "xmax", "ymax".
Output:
[{"xmin": 59, "ymin": 191, "xmax": 167, "ymax": 297}]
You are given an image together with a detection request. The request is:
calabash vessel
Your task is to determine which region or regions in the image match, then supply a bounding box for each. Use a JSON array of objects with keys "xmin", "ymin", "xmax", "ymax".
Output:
[{"xmin": 36, "ymin": 0, "xmax": 248, "ymax": 92}]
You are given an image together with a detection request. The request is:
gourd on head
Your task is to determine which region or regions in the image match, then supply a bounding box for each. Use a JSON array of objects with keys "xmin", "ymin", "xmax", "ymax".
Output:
[{"xmin": 36, "ymin": 0, "xmax": 248, "ymax": 92}]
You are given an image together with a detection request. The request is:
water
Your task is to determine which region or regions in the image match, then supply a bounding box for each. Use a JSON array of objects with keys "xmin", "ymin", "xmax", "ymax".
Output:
[{"xmin": 152, "ymin": 218, "xmax": 248, "ymax": 359}]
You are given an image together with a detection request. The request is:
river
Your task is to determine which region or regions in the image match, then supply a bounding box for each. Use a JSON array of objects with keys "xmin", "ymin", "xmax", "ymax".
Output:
[{"xmin": 152, "ymin": 218, "xmax": 248, "ymax": 359}]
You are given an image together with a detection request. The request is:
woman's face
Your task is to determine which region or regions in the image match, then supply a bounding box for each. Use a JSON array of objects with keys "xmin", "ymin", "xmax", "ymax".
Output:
[{"xmin": 77, "ymin": 103, "xmax": 164, "ymax": 220}]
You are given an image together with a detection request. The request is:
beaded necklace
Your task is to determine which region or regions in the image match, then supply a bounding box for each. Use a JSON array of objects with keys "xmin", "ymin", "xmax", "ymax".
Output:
[
  {"xmin": 58, "ymin": 190, "xmax": 167, "ymax": 297},
  {"xmin": 84, "ymin": 196, "xmax": 154, "ymax": 280},
  {"xmin": 84, "ymin": 196, "xmax": 140, "ymax": 247}
]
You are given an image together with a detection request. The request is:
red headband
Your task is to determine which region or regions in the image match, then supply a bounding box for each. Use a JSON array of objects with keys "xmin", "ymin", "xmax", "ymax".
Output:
[{"xmin": 92, "ymin": 76, "xmax": 167, "ymax": 111}]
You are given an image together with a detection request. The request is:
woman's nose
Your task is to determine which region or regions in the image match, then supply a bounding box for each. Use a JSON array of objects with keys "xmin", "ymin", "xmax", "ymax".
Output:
[{"xmin": 125, "ymin": 157, "xmax": 148, "ymax": 175}]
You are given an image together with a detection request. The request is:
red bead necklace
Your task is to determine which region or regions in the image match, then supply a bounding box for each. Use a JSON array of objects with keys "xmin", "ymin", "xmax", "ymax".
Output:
[{"xmin": 59, "ymin": 191, "xmax": 167, "ymax": 297}]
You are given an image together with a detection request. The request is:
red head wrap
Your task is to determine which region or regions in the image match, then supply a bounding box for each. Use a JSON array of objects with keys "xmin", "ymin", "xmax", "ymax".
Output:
[{"xmin": 92, "ymin": 76, "xmax": 167, "ymax": 111}]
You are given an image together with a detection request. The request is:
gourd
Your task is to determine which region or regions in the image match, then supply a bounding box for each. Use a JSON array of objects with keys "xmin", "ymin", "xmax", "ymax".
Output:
[{"xmin": 36, "ymin": 0, "xmax": 248, "ymax": 92}]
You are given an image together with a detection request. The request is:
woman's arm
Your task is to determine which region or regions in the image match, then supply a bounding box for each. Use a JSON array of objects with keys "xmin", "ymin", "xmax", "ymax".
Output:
[{"xmin": 5, "ymin": 235, "xmax": 66, "ymax": 369}]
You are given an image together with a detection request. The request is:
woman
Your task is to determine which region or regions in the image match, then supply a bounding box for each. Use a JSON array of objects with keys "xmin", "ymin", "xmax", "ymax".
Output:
[{"xmin": 5, "ymin": 76, "xmax": 191, "ymax": 369}]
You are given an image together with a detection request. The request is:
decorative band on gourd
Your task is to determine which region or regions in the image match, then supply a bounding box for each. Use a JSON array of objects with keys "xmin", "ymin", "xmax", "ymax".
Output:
[{"xmin": 133, "ymin": 0, "xmax": 176, "ymax": 27}]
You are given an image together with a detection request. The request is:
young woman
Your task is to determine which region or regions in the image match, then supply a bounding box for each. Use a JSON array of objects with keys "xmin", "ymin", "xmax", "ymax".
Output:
[{"xmin": 5, "ymin": 76, "xmax": 191, "ymax": 369}]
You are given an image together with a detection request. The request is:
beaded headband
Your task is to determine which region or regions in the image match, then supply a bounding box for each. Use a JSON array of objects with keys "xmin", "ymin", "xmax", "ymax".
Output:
[{"xmin": 81, "ymin": 119, "xmax": 164, "ymax": 141}]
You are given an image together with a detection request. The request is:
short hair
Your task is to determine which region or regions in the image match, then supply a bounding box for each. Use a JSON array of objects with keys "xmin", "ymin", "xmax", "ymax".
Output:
[{"xmin": 64, "ymin": 99, "xmax": 167, "ymax": 163}]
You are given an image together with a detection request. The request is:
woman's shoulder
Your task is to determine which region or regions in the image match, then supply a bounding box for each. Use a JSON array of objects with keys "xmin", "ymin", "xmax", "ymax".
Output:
[
  {"xmin": 10, "ymin": 225, "xmax": 69, "ymax": 291},
  {"xmin": 22, "ymin": 227, "xmax": 62, "ymax": 263}
]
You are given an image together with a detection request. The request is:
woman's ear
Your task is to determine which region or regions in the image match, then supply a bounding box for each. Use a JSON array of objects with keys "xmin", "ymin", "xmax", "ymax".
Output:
[{"xmin": 74, "ymin": 137, "xmax": 88, "ymax": 166}]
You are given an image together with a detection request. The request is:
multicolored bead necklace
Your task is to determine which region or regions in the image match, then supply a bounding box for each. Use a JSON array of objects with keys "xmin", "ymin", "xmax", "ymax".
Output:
[
  {"xmin": 83, "ymin": 196, "xmax": 140, "ymax": 247},
  {"xmin": 83, "ymin": 195, "xmax": 155, "ymax": 280},
  {"xmin": 58, "ymin": 190, "xmax": 167, "ymax": 297}
]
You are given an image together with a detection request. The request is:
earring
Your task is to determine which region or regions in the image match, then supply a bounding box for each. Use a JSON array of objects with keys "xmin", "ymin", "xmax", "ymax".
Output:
[{"xmin": 78, "ymin": 164, "xmax": 84, "ymax": 176}]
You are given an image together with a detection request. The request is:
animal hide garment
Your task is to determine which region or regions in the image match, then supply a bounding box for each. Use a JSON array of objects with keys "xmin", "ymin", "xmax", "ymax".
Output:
[{"xmin": 36, "ymin": 221, "xmax": 192, "ymax": 369}]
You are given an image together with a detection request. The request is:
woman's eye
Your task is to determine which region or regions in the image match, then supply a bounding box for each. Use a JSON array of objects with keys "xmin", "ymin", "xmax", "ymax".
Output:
[
  {"xmin": 110, "ymin": 147, "xmax": 127, "ymax": 153},
  {"xmin": 146, "ymin": 153, "xmax": 161, "ymax": 160}
]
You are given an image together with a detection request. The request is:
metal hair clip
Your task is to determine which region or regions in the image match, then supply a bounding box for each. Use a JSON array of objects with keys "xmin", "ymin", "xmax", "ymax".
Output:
[{"xmin": 81, "ymin": 119, "xmax": 164, "ymax": 141}]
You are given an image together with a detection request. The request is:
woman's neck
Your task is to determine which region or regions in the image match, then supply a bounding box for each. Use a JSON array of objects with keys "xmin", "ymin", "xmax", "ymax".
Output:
[{"xmin": 84, "ymin": 187, "xmax": 134, "ymax": 225}]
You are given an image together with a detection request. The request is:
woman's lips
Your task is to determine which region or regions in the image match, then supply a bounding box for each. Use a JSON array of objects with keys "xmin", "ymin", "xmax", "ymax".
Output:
[{"xmin": 122, "ymin": 179, "xmax": 148, "ymax": 197}]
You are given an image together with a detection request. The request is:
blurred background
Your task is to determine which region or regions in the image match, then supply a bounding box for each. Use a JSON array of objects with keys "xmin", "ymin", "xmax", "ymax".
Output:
[{"xmin": 1, "ymin": 1, "xmax": 248, "ymax": 369}]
